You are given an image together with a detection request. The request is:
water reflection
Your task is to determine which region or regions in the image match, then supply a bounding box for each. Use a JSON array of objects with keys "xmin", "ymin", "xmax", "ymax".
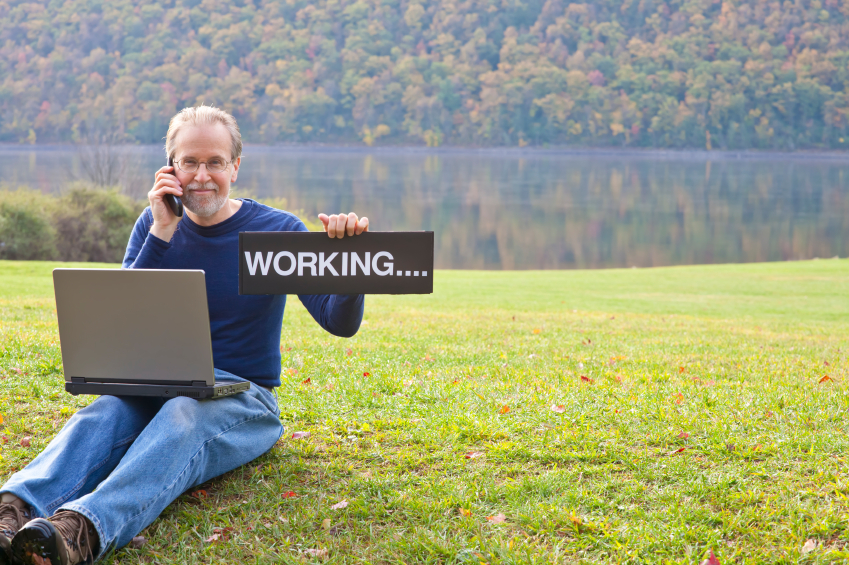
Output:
[{"xmin": 2, "ymin": 146, "xmax": 847, "ymax": 269}]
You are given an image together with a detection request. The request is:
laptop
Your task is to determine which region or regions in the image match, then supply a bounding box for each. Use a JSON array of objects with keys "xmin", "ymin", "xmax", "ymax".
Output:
[{"xmin": 53, "ymin": 268, "xmax": 250, "ymax": 399}]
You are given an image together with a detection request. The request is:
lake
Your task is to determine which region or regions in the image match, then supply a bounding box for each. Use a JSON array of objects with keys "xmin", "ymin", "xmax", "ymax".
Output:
[{"xmin": 1, "ymin": 145, "xmax": 847, "ymax": 270}]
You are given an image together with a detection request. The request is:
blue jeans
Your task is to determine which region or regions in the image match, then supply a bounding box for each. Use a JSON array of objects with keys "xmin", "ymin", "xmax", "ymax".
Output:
[{"xmin": 0, "ymin": 370, "xmax": 283, "ymax": 560}]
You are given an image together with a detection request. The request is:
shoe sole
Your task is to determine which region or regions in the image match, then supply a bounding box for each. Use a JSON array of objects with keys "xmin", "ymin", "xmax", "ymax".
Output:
[{"xmin": 10, "ymin": 518, "xmax": 63, "ymax": 565}]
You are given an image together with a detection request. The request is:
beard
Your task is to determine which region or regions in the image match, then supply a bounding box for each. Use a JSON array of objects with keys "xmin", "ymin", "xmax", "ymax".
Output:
[{"xmin": 182, "ymin": 180, "xmax": 228, "ymax": 218}]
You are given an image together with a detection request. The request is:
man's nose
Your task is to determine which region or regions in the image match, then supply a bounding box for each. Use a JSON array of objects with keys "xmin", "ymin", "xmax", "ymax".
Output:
[{"xmin": 193, "ymin": 164, "xmax": 212, "ymax": 183}]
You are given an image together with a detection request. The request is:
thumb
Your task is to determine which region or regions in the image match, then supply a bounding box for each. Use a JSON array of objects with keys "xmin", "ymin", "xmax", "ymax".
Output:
[{"xmin": 317, "ymin": 213, "xmax": 330, "ymax": 231}]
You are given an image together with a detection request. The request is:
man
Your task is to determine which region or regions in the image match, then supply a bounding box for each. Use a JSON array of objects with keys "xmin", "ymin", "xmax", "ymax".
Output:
[{"xmin": 0, "ymin": 106, "xmax": 368, "ymax": 565}]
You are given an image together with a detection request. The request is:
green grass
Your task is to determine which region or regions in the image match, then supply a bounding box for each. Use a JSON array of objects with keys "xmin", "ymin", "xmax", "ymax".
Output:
[{"xmin": 1, "ymin": 259, "xmax": 848, "ymax": 564}]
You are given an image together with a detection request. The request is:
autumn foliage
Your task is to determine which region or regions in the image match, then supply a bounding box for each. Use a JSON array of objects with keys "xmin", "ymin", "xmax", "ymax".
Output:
[{"xmin": 2, "ymin": 0, "xmax": 849, "ymax": 149}]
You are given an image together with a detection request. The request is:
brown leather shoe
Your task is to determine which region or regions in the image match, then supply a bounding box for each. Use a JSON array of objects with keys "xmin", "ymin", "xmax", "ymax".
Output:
[
  {"xmin": 0, "ymin": 503, "xmax": 31, "ymax": 565},
  {"xmin": 12, "ymin": 510, "xmax": 98, "ymax": 565}
]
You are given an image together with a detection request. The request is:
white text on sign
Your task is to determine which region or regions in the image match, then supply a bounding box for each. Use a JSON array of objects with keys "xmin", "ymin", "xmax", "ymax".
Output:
[{"xmin": 244, "ymin": 251, "xmax": 428, "ymax": 277}]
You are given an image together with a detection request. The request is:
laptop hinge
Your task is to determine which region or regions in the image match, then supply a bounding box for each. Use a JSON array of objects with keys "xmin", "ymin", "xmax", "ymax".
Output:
[
  {"xmin": 192, "ymin": 381, "xmax": 208, "ymax": 387},
  {"xmin": 71, "ymin": 377, "xmax": 86, "ymax": 384}
]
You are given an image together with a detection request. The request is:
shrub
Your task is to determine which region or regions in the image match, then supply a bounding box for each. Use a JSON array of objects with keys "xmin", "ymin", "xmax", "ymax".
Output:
[
  {"xmin": 0, "ymin": 190, "xmax": 58, "ymax": 260},
  {"xmin": 53, "ymin": 185, "xmax": 144, "ymax": 263}
]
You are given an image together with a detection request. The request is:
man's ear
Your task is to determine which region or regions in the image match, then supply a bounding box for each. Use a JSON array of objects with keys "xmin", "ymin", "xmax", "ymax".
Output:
[{"xmin": 230, "ymin": 156, "xmax": 241, "ymax": 183}]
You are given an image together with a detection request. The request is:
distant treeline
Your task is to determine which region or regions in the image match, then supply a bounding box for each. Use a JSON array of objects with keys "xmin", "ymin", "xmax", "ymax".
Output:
[{"xmin": 2, "ymin": 0, "xmax": 849, "ymax": 150}]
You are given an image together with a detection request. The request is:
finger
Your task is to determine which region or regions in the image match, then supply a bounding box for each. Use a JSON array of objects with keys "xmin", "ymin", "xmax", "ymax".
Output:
[
  {"xmin": 326, "ymin": 214, "xmax": 338, "ymax": 238},
  {"xmin": 153, "ymin": 180, "xmax": 183, "ymax": 195},
  {"xmin": 335, "ymin": 213, "xmax": 346, "ymax": 239},
  {"xmin": 345, "ymin": 212, "xmax": 357, "ymax": 236},
  {"xmin": 355, "ymin": 216, "xmax": 369, "ymax": 235},
  {"xmin": 318, "ymin": 213, "xmax": 330, "ymax": 231}
]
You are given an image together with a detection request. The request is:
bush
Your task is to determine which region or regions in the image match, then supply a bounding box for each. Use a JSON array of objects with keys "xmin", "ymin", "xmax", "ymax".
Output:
[
  {"xmin": 0, "ymin": 186, "xmax": 142, "ymax": 263},
  {"xmin": 0, "ymin": 190, "xmax": 58, "ymax": 260},
  {"xmin": 53, "ymin": 185, "xmax": 144, "ymax": 263}
]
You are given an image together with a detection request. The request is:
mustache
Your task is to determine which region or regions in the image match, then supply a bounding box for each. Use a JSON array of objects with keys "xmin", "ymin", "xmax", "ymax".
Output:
[{"xmin": 186, "ymin": 181, "xmax": 220, "ymax": 192}]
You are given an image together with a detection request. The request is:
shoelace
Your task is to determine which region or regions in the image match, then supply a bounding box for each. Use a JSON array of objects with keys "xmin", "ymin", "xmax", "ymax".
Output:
[
  {"xmin": 0, "ymin": 504, "xmax": 28, "ymax": 535},
  {"xmin": 51, "ymin": 511, "xmax": 94, "ymax": 564}
]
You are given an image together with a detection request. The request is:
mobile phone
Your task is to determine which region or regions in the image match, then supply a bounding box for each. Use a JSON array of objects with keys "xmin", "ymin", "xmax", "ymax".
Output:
[{"xmin": 165, "ymin": 156, "xmax": 184, "ymax": 218}]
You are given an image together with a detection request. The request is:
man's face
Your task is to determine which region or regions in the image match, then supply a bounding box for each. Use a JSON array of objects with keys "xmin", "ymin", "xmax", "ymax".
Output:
[{"xmin": 172, "ymin": 123, "xmax": 241, "ymax": 218}]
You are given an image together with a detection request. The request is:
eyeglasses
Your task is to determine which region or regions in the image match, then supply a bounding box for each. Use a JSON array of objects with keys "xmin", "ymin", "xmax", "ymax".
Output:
[{"xmin": 174, "ymin": 157, "xmax": 232, "ymax": 174}]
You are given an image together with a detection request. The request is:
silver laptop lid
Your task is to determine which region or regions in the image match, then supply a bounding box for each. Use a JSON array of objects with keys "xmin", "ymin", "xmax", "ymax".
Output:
[{"xmin": 53, "ymin": 269, "xmax": 215, "ymax": 386}]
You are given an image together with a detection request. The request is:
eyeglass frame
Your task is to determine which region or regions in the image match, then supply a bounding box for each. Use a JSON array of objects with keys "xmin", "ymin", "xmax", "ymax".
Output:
[{"xmin": 172, "ymin": 156, "xmax": 235, "ymax": 174}]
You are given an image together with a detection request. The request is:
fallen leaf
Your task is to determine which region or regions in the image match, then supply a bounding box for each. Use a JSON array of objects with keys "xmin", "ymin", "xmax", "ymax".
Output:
[
  {"xmin": 190, "ymin": 489, "xmax": 208, "ymax": 498},
  {"xmin": 304, "ymin": 548, "xmax": 328, "ymax": 558},
  {"xmin": 580, "ymin": 375, "xmax": 594, "ymax": 383},
  {"xmin": 281, "ymin": 491, "xmax": 297, "ymax": 498},
  {"xmin": 677, "ymin": 432, "xmax": 690, "ymax": 439},
  {"xmin": 291, "ymin": 431, "xmax": 310, "ymax": 439},
  {"xmin": 668, "ymin": 447, "xmax": 686, "ymax": 456},
  {"xmin": 288, "ymin": 368, "xmax": 299, "ymax": 376},
  {"xmin": 465, "ymin": 451, "xmax": 485, "ymax": 459},
  {"xmin": 301, "ymin": 377, "xmax": 310, "ymax": 384},
  {"xmin": 205, "ymin": 533, "xmax": 222, "ymax": 543},
  {"xmin": 458, "ymin": 507, "xmax": 472, "ymax": 517},
  {"xmin": 363, "ymin": 372, "xmax": 370, "ymax": 377},
  {"xmin": 330, "ymin": 499, "xmax": 349, "ymax": 510},
  {"xmin": 486, "ymin": 513, "xmax": 507, "ymax": 524},
  {"xmin": 345, "ymin": 348, "xmax": 353, "ymax": 356},
  {"xmin": 1, "ymin": 436, "xmax": 7, "ymax": 444},
  {"xmin": 700, "ymin": 549, "xmax": 721, "ymax": 565},
  {"xmin": 130, "ymin": 536, "xmax": 146, "ymax": 549},
  {"xmin": 0, "ymin": 414, "xmax": 4, "ymax": 425},
  {"xmin": 824, "ymin": 361, "xmax": 830, "ymax": 366},
  {"xmin": 20, "ymin": 437, "xmax": 30, "ymax": 447},
  {"xmin": 672, "ymin": 392, "xmax": 684, "ymax": 404},
  {"xmin": 819, "ymin": 375, "xmax": 833, "ymax": 383},
  {"xmin": 551, "ymin": 404, "xmax": 566, "ymax": 413},
  {"xmin": 498, "ymin": 405, "xmax": 510, "ymax": 414},
  {"xmin": 423, "ymin": 354, "xmax": 435, "ymax": 362},
  {"xmin": 321, "ymin": 518, "xmax": 331, "ymax": 530},
  {"xmin": 10, "ymin": 368, "xmax": 21, "ymax": 375},
  {"xmin": 801, "ymin": 538, "xmax": 817, "ymax": 554},
  {"xmin": 532, "ymin": 328, "xmax": 541, "ymax": 334},
  {"xmin": 679, "ymin": 366, "xmax": 686, "ymax": 373}
]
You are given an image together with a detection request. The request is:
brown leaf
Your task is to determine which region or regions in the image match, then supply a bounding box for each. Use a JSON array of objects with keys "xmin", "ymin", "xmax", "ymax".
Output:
[
  {"xmin": 668, "ymin": 447, "xmax": 686, "ymax": 456},
  {"xmin": 190, "ymin": 489, "xmax": 208, "ymax": 499},
  {"xmin": 551, "ymin": 404, "xmax": 566, "ymax": 413},
  {"xmin": 321, "ymin": 518, "xmax": 331, "ymax": 530},
  {"xmin": 458, "ymin": 507, "xmax": 472, "ymax": 517},
  {"xmin": 465, "ymin": 451, "xmax": 485, "ymax": 459},
  {"xmin": 288, "ymin": 368, "xmax": 299, "ymax": 376},
  {"xmin": 345, "ymin": 348, "xmax": 353, "ymax": 356},
  {"xmin": 301, "ymin": 377, "xmax": 311, "ymax": 384},
  {"xmin": 291, "ymin": 431, "xmax": 310, "ymax": 439},
  {"xmin": 498, "ymin": 405, "xmax": 510, "ymax": 414},
  {"xmin": 700, "ymin": 549, "xmax": 720, "ymax": 565},
  {"xmin": 304, "ymin": 548, "xmax": 328, "ymax": 558},
  {"xmin": 363, "ymin": 372, "xmax": 370, "ymax": 377},
  {"xmin": 10, "ymin": 368, "xmax": 21, "ymax": 375},
  {"xmin": 20, "ymin": 436, "xmax": 31, "ymax": 447},
  {"xmin": 580, "ymin": 375, "xmax": 594, "ymax": 383},
  {"xmin": 486, "ymin": 513, "xmax": 507, "ymax": 524},
  {"xmin": 819, "ymin": 375, "xmax": 833, "ymax": 384},
  {"xmin": 281, "ymin": 491, "xmax": 297, "ymax": 498},
  {"xmin": 130, "ymin": 536, "xmax": 147, "ymax": 549},
  {"xmin": 801, "ymin": 538, "xmax": 817, "ymax": 554},
  {"xmin": 679, "ymin": 366, "xmax": 686, "ymax": 373},
  {"xmin": 824, "ymin": 361, "xmax": 830, "ymax": 366},
  {"xmin": 532, "ymin": 328, "xmax": 541, "ymax": 334},
  {"xmin": 677, "ymin": 432, "xmax": 690, "ymax": 439},
  {"xmin": 672, "ymin": 392, "xmax": 684, "ymax": 404},
  {"xmin": 330, "ymin": 499, "xmax": 348, "ymax": 510}
]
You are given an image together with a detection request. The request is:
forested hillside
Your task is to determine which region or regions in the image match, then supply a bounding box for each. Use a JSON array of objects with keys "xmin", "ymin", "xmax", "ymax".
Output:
[{"xmin": 2, "ymin": 0, "xmax": 849, "ymax": 149}]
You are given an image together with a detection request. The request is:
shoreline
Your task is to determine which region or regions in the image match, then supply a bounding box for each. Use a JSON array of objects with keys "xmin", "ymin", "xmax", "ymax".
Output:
[{"xmin": 1, "ymin": 142, "xmax": 847, "ymax": 162}]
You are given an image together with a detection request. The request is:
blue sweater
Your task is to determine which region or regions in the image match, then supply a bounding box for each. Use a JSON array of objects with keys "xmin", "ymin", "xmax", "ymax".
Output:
[{"xmin": 122, "ymin": 199, "xmax": 364, "ymax": 388}]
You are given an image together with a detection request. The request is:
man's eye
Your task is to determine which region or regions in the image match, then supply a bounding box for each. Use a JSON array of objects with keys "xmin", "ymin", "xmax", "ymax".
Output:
[
  {"xmin": 208, "ymin": 159, "xmax": 224, "ymax": 168},
  {"xmin": 182, "ymin": 159, "xmax": 198, "ymax": 167}
]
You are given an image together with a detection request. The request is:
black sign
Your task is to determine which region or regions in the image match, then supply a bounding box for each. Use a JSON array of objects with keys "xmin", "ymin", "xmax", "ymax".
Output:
[{"xmin": 239, "ymin": 232, "xmax": 434, "ymax": 295}]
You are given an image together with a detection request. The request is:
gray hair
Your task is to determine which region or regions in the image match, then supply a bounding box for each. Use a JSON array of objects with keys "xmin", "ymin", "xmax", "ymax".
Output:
[{"xmin": 165, "ymin": 105, "xmax": 242, "ymax": 161}]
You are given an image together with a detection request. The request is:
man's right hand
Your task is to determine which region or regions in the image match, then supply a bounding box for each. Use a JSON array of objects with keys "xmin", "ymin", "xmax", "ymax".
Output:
[{"xmin": 148, "ymin": 165, "xmax": 183, "ymax": 242}]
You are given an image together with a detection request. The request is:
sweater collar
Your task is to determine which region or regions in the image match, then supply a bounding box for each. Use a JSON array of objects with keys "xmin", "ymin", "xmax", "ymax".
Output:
[{"xmin": 180, "ymin": 199, "xmax": 259, "ymax": 237}]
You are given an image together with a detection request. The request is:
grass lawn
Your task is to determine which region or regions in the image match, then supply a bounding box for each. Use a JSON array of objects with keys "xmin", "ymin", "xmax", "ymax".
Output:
[{"xmin": 1, "ymin": 259, "xmax": 848, "ymax": 564}]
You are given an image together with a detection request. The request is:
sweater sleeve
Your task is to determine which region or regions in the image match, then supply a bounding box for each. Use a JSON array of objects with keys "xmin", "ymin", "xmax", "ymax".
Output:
[
  {"xmin": 122, "ymin": 208, "xmax": 172, "ymax": 269},
  {"xmin": 289, "ymin": 218, "xmax": 365, "ymax": 338}
]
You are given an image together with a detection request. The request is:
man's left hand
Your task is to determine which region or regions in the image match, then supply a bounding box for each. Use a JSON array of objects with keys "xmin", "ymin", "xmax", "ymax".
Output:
[{"xmin": 318, "ymin": 213, "xmax": 369, "ymax": 238}]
